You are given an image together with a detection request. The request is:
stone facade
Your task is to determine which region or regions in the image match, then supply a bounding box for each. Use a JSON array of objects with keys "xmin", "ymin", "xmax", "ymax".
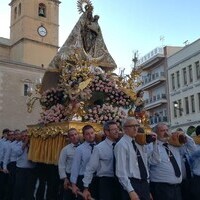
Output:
[{"xmin": 0, "ymin": 0, "xmax": 60, "ymax": 131}]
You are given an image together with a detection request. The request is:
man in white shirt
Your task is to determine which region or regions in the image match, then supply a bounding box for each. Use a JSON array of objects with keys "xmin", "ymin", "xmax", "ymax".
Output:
[
  {"xmin": 58, "ymin": 128, "xmax": 80, "ymax": 200},
  {"xmin": 114, "ymin": 117, "xmax": 159, "ymax": 200},
  {"xmin": 70, "ymin": 125, "xmax": 97, "ymax": 199},
  {"xmin": 150, "ymin": 123, "xmax": 196, "ymax": 200},
  {"xmin": 82, "ymin": 121, "xmax": 121, "ymax": 200}
]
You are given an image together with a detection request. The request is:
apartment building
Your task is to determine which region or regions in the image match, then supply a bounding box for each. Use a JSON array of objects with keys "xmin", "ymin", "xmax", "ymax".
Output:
[
  {"xmin": 168, "ymin": 39, "xmax": 200, "ymax": 131},
  {"xmin": 136, "ymin": 46, "xmax": 182, "ymax": 127}
]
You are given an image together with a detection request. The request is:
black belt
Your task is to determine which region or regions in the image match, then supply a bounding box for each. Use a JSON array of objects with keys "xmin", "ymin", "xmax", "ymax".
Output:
[
  {"xmin": 193, "ymin": 174, "xmax": 200, "ymax": 178},
  {"xmin": 100, "ymin": 176, "xmax": 115, "ymax": 179},
  {"xmin": 151, "ymin": 182, "xmax": 180, "ymax": 187},
  {"xmin": 129, "ymin": 177, "xmax": 148, "ymax": 182}
]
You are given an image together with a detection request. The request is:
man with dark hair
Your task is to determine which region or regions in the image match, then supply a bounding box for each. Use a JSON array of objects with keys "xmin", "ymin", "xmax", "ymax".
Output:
[
  {"xmin": 70, "ymin": 124, "xmax": 97, "ymax": 199},
  {"xmin": 82, "ymin": 121, "xmax": 121, "ymax": 200},
  {"xmin": 0, "ymin": 130, "xmax": 14, "ymax": 199},
  {"xmin": 58, "ymin": 128, "xmax": 80, "ymax": 200},
  {"xmin": 1, "ymin": 128, "xmax": 10, "ymax": 139},
  {"xmin": 13, "ymin": 130, "xmax": 36, "ymax": 200},
  {"xmin": 3, "ymin": 129, "xmax": 22, "ymax": 200}
]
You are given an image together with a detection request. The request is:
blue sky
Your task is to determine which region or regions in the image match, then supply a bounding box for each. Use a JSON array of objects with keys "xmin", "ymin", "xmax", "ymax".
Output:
[{"xmin": 1, "ymin": 0, "xmax": 200, "ymax": 73}]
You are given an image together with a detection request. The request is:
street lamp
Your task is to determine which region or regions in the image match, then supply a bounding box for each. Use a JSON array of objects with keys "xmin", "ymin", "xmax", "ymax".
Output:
[{"xmin": 174, "ymin": 101, "xmax": 183, "ymax": 112}]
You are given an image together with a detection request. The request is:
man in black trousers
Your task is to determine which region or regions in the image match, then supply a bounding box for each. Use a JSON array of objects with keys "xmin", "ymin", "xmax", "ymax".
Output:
[{"xmin": 82, "ymin": 121, "xmax": 121, "ymax": 200}]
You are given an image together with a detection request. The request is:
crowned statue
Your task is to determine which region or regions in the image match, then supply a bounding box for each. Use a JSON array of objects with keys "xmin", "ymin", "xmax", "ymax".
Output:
[
  {"xmin": 27, "ymin": 0, "xmax": 143, "ymax": 164},
  {"xmin": 42, "ymin": 0, "xmax": 117, "ymax": 91}
]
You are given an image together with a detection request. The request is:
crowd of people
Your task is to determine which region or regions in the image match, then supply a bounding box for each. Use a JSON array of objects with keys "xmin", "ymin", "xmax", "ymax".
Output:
[{"xmin": 0, "ymin": 118, "xmax": 200, "ymax": 200}]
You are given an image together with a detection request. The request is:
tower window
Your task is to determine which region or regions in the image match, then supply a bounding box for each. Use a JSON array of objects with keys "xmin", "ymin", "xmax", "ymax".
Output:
[
  {"xmin": 38, "ymin": 3, "xmax": 46, "ymax": 17},
  {"xmin": 24, "ymin": 84, "xmax": 29, "ymax": 96},
  {"xmin": 18, "ymin": 3, "xmax": 21, "ymax": 16},
  {"xmin": 14, "ymin": 6, "xmax": 17, "ymax": 19}
]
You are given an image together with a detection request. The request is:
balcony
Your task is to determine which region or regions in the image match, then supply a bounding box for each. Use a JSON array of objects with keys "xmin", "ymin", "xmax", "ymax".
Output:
[
  {"xmin": 144, "ymin": 93, "xmax": 167, "ymax": 110},
  {"xmin": 140, "ymin": 71, "xmax": 166, "ymax": 90},
  {"xmin": 149, "ymin": 115, "xmax": 168, "ymax": 125},
  {"xmin": 136, "ymin": 47, "xmax": 165, "ymax": 69}
]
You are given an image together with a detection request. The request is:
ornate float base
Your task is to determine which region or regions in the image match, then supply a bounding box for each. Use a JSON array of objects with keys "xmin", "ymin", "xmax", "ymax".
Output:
[{"xmin": 27, "ymin": 121, "xmax": 102, "ymax": 165}]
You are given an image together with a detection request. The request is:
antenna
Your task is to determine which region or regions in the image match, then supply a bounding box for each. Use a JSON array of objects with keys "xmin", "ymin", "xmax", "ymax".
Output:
[
  {"xmin": 160, "ymin": 35, "xmax": 165, "ymax": 47},
  {"xmin": 183, "ymin": 40, "xmax": 189, "ymax": 46}
]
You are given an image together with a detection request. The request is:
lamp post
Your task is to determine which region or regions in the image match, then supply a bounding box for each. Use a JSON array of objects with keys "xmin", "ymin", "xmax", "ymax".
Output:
[
  {"xmin": 173, "ymin": 101, "xmax": 183, "ymax": 115},
  {"xmin": 26, "ymin": 77, "xmax": 42, "ymax": 113}
]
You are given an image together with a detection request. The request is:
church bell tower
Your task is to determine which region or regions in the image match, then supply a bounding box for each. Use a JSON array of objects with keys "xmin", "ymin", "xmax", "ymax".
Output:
[{"xmin": 9, "ymin": 0, "xmax": 60, "ymax": 67}]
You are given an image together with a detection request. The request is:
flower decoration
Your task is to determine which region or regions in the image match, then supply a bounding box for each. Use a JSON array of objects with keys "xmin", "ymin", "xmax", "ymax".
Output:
[
  {"xmin": 38, "ymin": 55, "xmax": 139, "ymax": 125},
  {"xmin": 39, "ymin": 104, "xmax": 66, "ymax": 124},
  {"xmin": 82, "ymin": 104, "xmax": 127, "ymax": 124},
  {"xmin": 40, "ymin": 88, "xmax": 67, "ymax": 110},
  {"xmin": 89, "ymin": 72, "xmax": 134, "ymax": 109}
]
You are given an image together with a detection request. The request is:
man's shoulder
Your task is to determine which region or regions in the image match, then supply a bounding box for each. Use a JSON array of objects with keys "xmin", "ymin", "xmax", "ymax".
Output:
[
  {"xmin": 76, "ymin": 142, "xmax": 87, "ymax": 151},
  {"xmin": 96, "ymin": 139, "xmax": 107, "ymax": 147},
  {"xmin": 62, "ymin": 143, "xmax": 73, "ymax": 151},
  {"xmin": 116, "ymin": 136, "xmax": 129, "ymax": 147}
]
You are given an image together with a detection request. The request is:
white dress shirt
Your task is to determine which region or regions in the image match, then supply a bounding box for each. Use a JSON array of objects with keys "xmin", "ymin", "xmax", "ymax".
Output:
[
  {"xmin": 70, "ymin": 141, "xmax": 95, "ymax": 184},
  {"xmin": 149, "ymin": 135, "xmax": 195, "ymax": 185},
  {"xmin": 190, "ymin": 144, "xmax": 200, "ymax": 176},
  {"xmin": 83, "ymin": 138, "xmax": 115, "ymax": 187},
  {"xmin": 58, "ymin": 143, "xmax": 78, "ymax": 179},
  {"xmin": 3, "ymin": 140, "xmax": 22, "ymax": 170},
  {"xmin": 114, "ymin": 134, "xmax": 160, "ymax": 193}
]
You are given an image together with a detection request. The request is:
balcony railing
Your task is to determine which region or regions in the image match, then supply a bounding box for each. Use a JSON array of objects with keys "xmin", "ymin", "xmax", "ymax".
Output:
[
  {"xmin": 149, "ymin": 116, "xmax": 168, "ymax": 125},
  {"xmin": 145, "ymin": 93, "xmax": 167, "ymax": 105},
  {"xmin": 142, "ymin": 71, "xmax": 165, "ymax": 86},
  {"xmin": 137, "ymin": 47, "xmax": 164, "ymax": 66}
]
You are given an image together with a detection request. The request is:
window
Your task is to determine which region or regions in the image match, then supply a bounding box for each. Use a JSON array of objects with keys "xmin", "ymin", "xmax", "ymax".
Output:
[
  {"xmin": 171, "ymin": 73, "xmax": 175, "ymax": 90},
  {"xmin": 173, "ymin": 101, "xmax": 177, "ymax": 118},
  {"xmin": 38, "ymin": 3, "xmax": 46, "ymax": 17},
  {"xmin": 185, "ymin": 97, "xmax": 189, "ymax": 114},
  {"xmin": 18, "ymin": 3, "xmax": 21, "ymax": 16},
  {"xmin": 14, "ymin": 7, "xmax": 17, "ymax": 19},
  {"xmin": 196, "ymin": 61, "xmax": 200, "ymax": 80},
  {"xmin": 191, "ymin": 95, "xmax": 195, "ymax": 113},
  {"xmin": 183, "ymin": 68, "xmax": 187, "ymax": 85},
  {"xmin": 178, "ymin": 99, "xmax": 182, "ymax": 116},
  {"xmin": 188, "ymin": 65, "xmax": 193, "ymax": 83},
  {"xmin": 198, "ymin": 93, "xmax": 200, "ymax": 111},
  {"xmin": 24, "ymin": 84, "xmax": 29, "ymax": 96},
  {"xmin": 176, "ymin": 71, "xmax": 180, "ymax": 88}
]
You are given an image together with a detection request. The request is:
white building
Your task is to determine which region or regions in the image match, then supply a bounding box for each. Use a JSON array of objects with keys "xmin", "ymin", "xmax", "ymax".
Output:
[
  {"xmin": 168, "ymin": 39, "xmax": 200, "ymax": 131},
  {"xmin": 136, "ymin": 46, "xmax": 182, "ymax": 127}
]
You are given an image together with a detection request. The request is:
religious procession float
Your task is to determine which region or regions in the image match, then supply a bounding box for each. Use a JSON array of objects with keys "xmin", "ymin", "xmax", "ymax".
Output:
[{"xmin": 26, "ymin": 0, "xmax": 190, "ymax": 165}]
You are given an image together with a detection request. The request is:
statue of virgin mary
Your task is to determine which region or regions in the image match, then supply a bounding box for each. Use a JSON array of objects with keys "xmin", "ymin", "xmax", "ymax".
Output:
[{"xmin": 42, "ymin": 0, "xmax": 117, "ymax": 91}]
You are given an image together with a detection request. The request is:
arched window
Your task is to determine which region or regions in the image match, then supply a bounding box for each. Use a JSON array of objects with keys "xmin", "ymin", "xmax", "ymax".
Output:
[
  {"xmin": 18, "ymin": 3, "xmax": 21, "ymax": 16},
  {"xmin": 24, "ymin": 83, "xmax": 29, "ymax": 96},
  {"xmin": 38, "ymin": 3, "xmax": 46, "ymax": 17},
  {"xmin": 14, "ymin": 6, "xmax": 17, "ymax": 19}
]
